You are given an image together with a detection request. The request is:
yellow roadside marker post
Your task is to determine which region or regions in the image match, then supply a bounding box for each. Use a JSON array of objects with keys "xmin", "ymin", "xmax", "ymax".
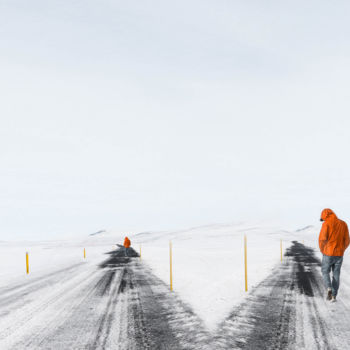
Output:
[
  {"xmin": 280, "ymin": 240, "xmax": 283, "ymax": 262},
  {"xmin": 244, "ymin": 235, "xmax": 248, "ymax": 292},
  {"xmin": 84, "ymin": 248, "xmax": 86, "ymax": 259},
  {"xmin": 170, "ymin": 241, "xmax": 173, "ymax": 292},
  {"xmin": 26, "ymin": 252, "xmax": 29, "ymax": 274}
]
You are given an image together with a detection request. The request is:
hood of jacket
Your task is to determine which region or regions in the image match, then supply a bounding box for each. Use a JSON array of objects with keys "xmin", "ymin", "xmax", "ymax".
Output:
[{"xmin": 321, "ymin": 208, "xmax": 338, "ymax": 222}]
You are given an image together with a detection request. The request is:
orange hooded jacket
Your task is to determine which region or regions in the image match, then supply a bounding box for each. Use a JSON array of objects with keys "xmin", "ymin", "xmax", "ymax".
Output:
[
  {"xmin": 123, "ymin": 237, "xmax": 131, "ymax": 248},
  {"xmin": 319, "ymin": 209, "xmax": 350, "ymax": 256}
]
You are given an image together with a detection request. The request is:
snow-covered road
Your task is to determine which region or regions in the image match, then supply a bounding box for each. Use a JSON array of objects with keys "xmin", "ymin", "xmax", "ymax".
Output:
[
  {"xmin": 215, "ymin": 242, "xmax": 350, "ymax": 349},
  {"xmin": 1, "ymin": 243, "xmax": 350, "ymax": 349}
]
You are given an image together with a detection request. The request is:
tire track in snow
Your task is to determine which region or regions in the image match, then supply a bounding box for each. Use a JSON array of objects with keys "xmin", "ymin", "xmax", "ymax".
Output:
[
  {"xmin": 214, "ymin": 259, "xmax": 297, "ymax": 349},
  {"xmin": 0, "ymin": 262, "xmax": 85, "ymax": 296},
  {"xmin": 9, "ymin": 266, "xmax": 126, "ymax": 349},
  {"xmin": 93, "ymin": 249, "xmax": 212, "ymax": 349},
  {"xmin": 0, "ymin": 267, "xmax": 102, "ymax": 347},
  {"xmin": 0, "ymin": 262, "xmax": 87, "ymax": 316},
  {"xmin": 125, "ymin": 262, "xmax": 212, "ymax": 350}
]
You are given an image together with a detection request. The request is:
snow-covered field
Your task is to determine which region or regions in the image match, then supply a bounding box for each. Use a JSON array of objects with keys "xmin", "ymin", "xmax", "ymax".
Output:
[
  {"xmin": 134, "ymin": 222, "xmax": 325, "ymax": 330},
  {"xmin": 0, "ymin": 237, "xmax": 116, "ymax": 289},
  {"xmin": 0, "ymin": 222, "xmax": 336, "ymax": 331}
]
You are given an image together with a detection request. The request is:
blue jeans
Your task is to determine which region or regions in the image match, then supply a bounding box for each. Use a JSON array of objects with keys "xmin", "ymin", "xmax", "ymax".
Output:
[
  {"xmin": 321, "ymin": 255, "xmax": 343, "ymax": 296},
  {"xmin": 124, "ymin": 247, "xmax": 130, "ymax": 257}
]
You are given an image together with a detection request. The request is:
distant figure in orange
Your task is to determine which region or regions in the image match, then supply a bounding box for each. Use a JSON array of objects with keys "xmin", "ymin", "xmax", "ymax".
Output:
[{"xmin": 123, "ymin": 236, "xmax": 131, "ymax": 257}]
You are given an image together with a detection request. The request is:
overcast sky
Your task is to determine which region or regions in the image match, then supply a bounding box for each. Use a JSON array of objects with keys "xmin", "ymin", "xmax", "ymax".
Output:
[{"xmin": 1, "ymin": 0, "xmax": 350, "ymax": 240}]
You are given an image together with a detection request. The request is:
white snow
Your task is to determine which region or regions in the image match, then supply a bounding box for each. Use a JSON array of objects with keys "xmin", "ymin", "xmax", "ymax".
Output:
[
  {"xmin": 1, "ymin": 221, "xmax": 349, "ymax": 332},
  {"xmin": 133, "ymin": 222, "xmax": 294, "ymax": 330},
  {"xmin": 0, "ymin": 223, "xmax": 292, "ymax": 329},
  {"xmin": 0, "ymin": 232, "xmax": 125, "ymax": 288}
]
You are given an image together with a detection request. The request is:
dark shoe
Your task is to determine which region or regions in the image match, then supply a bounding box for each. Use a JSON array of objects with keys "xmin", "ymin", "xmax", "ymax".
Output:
[
  {"xmin": 326, "ymin": 288, "xmax": 332, "ymax": 301},
  {"xmin": 331, "ymin": 296, "xmax": 337, "ymax": 303}
]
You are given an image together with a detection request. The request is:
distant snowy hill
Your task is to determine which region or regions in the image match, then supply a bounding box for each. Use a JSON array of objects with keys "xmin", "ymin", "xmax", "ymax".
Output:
[
  {"xmin": 89, "ymin": 230, "xmax": 107, "ymax": 236},
  {"xmin": 296, "ymin": 225, "xmax": 315, "ymax": 232}
]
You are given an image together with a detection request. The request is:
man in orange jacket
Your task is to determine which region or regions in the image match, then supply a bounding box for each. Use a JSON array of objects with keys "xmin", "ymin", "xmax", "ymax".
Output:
[
  {"xmin": 123, "ymin": 236, "xmax": 131, "ymax": 257},
  {"xmin": 319, "ymin": 209, "xmax": 350, "ymax": 302}
]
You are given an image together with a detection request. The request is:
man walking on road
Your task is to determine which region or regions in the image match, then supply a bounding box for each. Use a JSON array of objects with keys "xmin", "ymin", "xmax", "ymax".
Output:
[
  {"xmin": 319, "ymin": 208, "xmax": 350, "ymax": 302},
  {"xmin": 123, "ymin": 236, "xmax": 131, "ymax": 257}
]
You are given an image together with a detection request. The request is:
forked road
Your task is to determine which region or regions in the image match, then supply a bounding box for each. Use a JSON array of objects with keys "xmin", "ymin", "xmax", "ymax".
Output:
[{"xmin": 0, "ymin": 243, "xmax": 350, "ymax": 349}]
